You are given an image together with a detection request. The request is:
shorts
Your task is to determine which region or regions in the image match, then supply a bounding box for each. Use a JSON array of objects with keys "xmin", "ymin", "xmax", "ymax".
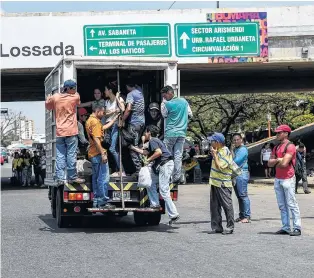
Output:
[{"xmin": 263, "ymin": 161, "xmax": 269, "ymax": 169}]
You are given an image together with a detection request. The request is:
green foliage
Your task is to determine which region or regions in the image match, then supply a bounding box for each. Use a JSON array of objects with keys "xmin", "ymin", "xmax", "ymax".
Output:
[{"xmin": 186, "ymin": 92, "xmax": 314, "ymax": 140}]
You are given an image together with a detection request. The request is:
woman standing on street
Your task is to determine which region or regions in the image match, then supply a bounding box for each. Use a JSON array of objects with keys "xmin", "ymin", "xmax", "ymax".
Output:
[
  {"xmin": 261, "ymin": 143, "xmax": 272, "ymax": 178},
  {"xmin": 232, "ymin": 133, "xmax": 251, "ymax": 224}
]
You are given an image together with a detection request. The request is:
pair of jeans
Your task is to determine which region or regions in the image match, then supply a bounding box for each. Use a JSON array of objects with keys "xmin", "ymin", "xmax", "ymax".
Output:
[
  {"xmin": 34, "ymin": 166, "xmax": 41, "ymax": 185},
  {"xmin": 235, "ymin": 171, "xmax": 251, "ymax": 219},
  {"xmin": 210, "ymin": 185, "xmax": 235, "ymax": 231},
  {"xmin": 55, "ymin": 136, "xmax": 78, "ymax": 181},
  {"xmin": 128, "ymin": 124, "xmax": 144, "ymax": 173},
  {"xmin": 274, "ymin": 176, "xmax": 301, "ymax": 231},
  {"xmin": 105, "ymin": 123, "xmax": 120, "ymax": 171},
  {"xmin": 90, "ymin": 154, "xmax": 110, "ymax": 207},
  {"xmin": 163, "ymin": 137, "xmax": 185, "ymax": 182},
  {"xmin": 147, "ymin": 160, "xmax": 179, "ymax": 218},
  {"xmin": 22, "ymin": 166, "xmax": 32, "ymax": 185}
]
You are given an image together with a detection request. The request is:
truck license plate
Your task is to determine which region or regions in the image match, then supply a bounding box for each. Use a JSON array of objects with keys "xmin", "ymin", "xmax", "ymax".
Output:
[{"xmin": 112, "ymin": 191, "xmax": 131, "ymax": 201}]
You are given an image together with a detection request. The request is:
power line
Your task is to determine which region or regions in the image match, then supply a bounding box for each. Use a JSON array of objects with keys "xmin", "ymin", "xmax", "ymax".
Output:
[{"xmin": 168, "ymin": 1, "xmax": 176, "ymax": 10}]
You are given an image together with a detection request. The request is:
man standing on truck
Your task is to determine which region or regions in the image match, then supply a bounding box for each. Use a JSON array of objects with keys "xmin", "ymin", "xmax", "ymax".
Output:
[
  {"xmin": 86, "ymin": 104, "xmax": 119, "ymax": 208},
  {"xmin": 122, "ymin": 80, "xmax": 145, "ymax": 176},
  {"xmin": 130, "ymin": 125, "xmax": 180, "ymax": 224},
  {"xmin": 45, "ymin": 81, "xmax": 85, "ymax": 184},
  {"xmin": 160, "ymin": 86, "xmax": 193, "ymax": 184},
  {"xmin": 268, "ymin": 125, "xmax": 301, "ymax": 236}
]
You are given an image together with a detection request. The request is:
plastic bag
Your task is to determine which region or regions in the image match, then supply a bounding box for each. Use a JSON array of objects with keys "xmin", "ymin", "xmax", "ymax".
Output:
[
  {"xmin": 138, "ymin": 166, "xmax": 152, "ymax": 188},
  {"xmin": 230, "ymin": 160, "xmax": 243, "ymax": 179}
]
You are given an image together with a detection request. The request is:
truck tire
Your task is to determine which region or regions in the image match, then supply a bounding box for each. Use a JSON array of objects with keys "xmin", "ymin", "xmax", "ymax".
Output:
[
  {"xmin": 133, "ymin": 212, "xmax": 148, "ymax": 226},
  {"xmin": 56, "ymin": 188, "xmax": 69, "ymax": 228},
  {"xmin": 147, "ymin": 212, "xmax": 161, "ymax": 226}
]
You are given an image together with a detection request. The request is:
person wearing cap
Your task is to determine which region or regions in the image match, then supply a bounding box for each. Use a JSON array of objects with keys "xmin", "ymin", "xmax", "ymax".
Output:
[
  {"xmin": 45, "ymin": 79, "xmax": 85, "ymax": 184},
  {"xmin": 268, "ymin": 125, "xmax": 301, "ymax": 236},
  {"xmin": 160, "ymin": 86, "xmax": 193, "ymax": 184},
  {"xmin": 77, "ymin": 107, "xmax": 89, "ymax": 155},
  {"xmin": 122, "ymin": 80, "xmax": 145, "ymax": 176},
  {"xmin": 146, "ymin": 102, "xmax": 164, "ymax": 140},
  {"xmin": 208, "ymin": 132, "xmax": 234, "ymax": 235}
]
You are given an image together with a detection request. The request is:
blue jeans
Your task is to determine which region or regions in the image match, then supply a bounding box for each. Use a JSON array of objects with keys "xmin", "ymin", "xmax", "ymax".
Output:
[
  {"xmin": 164, "ymin": 137, "xmax": 185, "ymax": 182},
  {"xmin": 107, "ymin": 123, "xmax": 120, "ymax": 171},
  {"xmin": 147, "ymin": 160, "xmax": 179, "ymax": 218},
  {"xmin": 91, "ymin": 154, "xmax": 109, "ymax": 207},
  {"xmin": 235, "ymin": 171, "xmax": 251, "ymax": 219},
  {"xmin": 274, "ymin": 176, "xmax": 301, "ymax": 231},
  {"xmin": 56, "ymin": 136, "xmax": 78, "ymax": 181}
]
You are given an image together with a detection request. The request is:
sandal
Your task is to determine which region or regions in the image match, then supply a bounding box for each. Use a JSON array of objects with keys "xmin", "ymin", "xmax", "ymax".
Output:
[
  {"xmin": 235, "ymin": 218, "xmax": 243, "ymax": 222},
  {"xmin": 240, "ymin": 218, "xmax": 251, "ymax": 223}
]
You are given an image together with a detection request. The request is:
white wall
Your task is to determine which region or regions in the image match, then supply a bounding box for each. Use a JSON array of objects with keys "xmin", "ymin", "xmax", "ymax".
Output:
[{"xmin": 1, "ymin": 5, "xmax": 314, "ymax": 69}]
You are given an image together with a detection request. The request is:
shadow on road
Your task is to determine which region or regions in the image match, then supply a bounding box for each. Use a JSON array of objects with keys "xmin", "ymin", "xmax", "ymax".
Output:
[
  {"xmin": 1, "ymin": 177, "xmax": 47, "ymax": 191},
  {"xmin": 37, "ymin": 214, "xmax": 180, "ymax": 234}
]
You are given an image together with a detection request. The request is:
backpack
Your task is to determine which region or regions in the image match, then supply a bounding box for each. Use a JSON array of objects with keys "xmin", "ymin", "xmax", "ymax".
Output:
[{"xmin": 295, "ymin": 152, "xmax": 305, "ymax": 177}]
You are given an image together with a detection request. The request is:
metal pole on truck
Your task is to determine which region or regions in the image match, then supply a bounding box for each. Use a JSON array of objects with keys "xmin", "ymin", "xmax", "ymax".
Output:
[{"xmin": 117, "ymin": 70, "xmax": 125, "ymax": 210}]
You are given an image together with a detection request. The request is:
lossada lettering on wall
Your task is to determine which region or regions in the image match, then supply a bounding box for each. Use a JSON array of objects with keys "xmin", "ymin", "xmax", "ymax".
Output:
[{"xmin": 0, "ymin": 42, "xmax": 75, "ymax": 58}]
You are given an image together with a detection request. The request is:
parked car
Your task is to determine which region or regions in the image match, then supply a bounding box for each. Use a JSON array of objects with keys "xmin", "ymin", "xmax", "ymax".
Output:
[
  {"xmin": 1, "ymin": 151, "xmax": 9, "ymax": 163},
  {"xmin": 0, "ymin": 155, "xmax": 4, "ymax": 165}
]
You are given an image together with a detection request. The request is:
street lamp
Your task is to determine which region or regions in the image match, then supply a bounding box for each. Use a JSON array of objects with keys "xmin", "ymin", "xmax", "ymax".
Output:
[{"xmin": 266, "ymin": 113, "xmax": 271, "ymax": 138}]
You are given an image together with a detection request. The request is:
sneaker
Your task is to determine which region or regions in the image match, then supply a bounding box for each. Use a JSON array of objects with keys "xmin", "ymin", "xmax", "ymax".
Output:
[
  {"xmin": 99, "ymin": 203, "xmax": 116, "ymax": 210},
  {"xmin": 275, "ymin": 229, "xmax": 290, "ymax": 235},
  {"xmin": 207, "ymin": 230, "xmax": 223, "ymax": 234},
  {"xmin": 150, "ymin": 205, "xmax": 161, "ymax": 210},
  {"xmin": 69, "ymin": 178, "xmax": 85, "ymax": 184},
  {"xmin": 40, "ymin": 184, "xmax": 48, "ymax": 188},
  {"xmin": 304, "ymin": 190, "xmax": 311, "ymax": 194},
  {"xmin": 290, "ymin": 229, "xmax": 301, "ymax": 236},
  {"xmin": 222, "ymin": 229, "xmax": 234, "ymax": 235},
  {"xmin": 34, "ymin": 184, "xmax": 38, "ymax": 187},
  {"xmin": 22, "ymin": 184, "xmax": 26, "ymax": 187},
  {"xmin": 169, "ymin": 215, "xmax": 180, "ymax": 225},
  {"xmin": 110, "ymin": 172, "xmax": 120, "ymax": 177}
]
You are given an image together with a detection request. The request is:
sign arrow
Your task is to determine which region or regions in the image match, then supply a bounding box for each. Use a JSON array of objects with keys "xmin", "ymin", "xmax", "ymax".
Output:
[
  {"xmin": 89, "ymin": 46, "xmax": 97, "ymax": 51},
  {"xmin": 180, "ymin": 32, "xmax": 190, "ymax": 49},
  {"xmin": 90, "ymin": 29, "xmax": 95, "ymax": 38}
]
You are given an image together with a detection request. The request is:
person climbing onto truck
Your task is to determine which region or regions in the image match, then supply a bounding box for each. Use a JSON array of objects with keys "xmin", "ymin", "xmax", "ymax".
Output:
[
  {"xmin": 160, "ymin": 86, "xmax": 193, "ymax": 184},
  {"xmin": 104, "ymin": 82, "xmax": 126, "ymax": 177},
  {"xmin": 130, "ymin": 125, "xmax": 180, "ymax": 224},
  {"xmin": 122, "ymin": 80, "xmax": 145, "ymax": 177},
  {"xmin": 45, "ymin": 81, "xmax": 85, "ymax": 185},
  {"xmin": 146, "ymin": 102, "xmax": 164, "ymax": 140},
  {"xmin": 85, "ymin": 104, "xmax": 119, "ymax": 208}
]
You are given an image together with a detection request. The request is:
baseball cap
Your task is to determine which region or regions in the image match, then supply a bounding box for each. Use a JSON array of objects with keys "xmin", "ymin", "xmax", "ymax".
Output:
[
  {"xmin": 149, "ymin": 102, "xmax": 160, "ymax": 111},
  {"xmin": 275, "ymin": 125, "xmax": 291, "ymax": 133},
  {"xmin": 78, "ymin": 108, "xmax": 88, "ymax": 116},
  {"xmin": 63, "ymin": 80, "xmax": 77, "ymax": 88},
  {"xmin": 208, "ymin": 132, "xmax": 225, "ymax": 144}
]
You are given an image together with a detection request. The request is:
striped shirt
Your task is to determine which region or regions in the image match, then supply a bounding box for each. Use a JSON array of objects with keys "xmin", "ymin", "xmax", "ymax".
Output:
[{"xmin": 209, "ymin": 146, "xmax": 233, "ymax": 188}]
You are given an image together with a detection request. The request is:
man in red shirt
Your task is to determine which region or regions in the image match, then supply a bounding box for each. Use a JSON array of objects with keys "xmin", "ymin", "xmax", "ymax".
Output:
[
  {"xmin": 268, "ymin": 125, "xmax": 301, "ymax": 236},
  {"xmin": 45, "ymin": 80, "xmax": 85, "ymax": 184}
]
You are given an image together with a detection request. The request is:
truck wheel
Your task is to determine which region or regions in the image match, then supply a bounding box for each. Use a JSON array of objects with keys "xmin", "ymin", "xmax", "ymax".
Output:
[
  {"xmin": 56, "ymin": 188, "xmax": 69, "ymax": 228},
  {"xmin": 133, "ymin": 212, "xmax": 148, "ymax": 226},
  {"xmin": 147, "ymin": 212, "xmax": 161, "ymax": 226}
]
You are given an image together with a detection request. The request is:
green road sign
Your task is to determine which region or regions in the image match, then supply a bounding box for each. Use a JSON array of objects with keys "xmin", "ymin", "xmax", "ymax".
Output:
[
  {"xmin": 175, "ymin": 22, "xmax": 260, "ymax": 57},
  {"xmin": 84, "ymin": 24, "xmax": 171, "ymax": 57}
]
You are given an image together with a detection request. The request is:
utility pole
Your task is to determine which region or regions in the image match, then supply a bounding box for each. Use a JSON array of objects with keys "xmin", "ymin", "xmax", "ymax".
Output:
[{"xmin": 216, "ymin": 1, "xmax": 220, "ymax": 8}]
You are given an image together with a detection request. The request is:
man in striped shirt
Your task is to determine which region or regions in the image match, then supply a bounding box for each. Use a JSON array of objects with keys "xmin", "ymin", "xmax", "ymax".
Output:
[{"xmin": 208, "ymin": 133, "xmax": 235, "ymax": 235}]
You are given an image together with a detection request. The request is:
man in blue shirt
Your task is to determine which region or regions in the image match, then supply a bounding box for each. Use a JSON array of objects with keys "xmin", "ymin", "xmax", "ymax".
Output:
[
  {"xmin": 232, "ymin": 133, "xmax": 251, "ymax": 223},
  {"xmin": 123, "ymin": 81, "xmax": 145, "ymax": 175},
  {"xmin": 160, "ymin": 86, "xmax": 193, "ymax": 183}
]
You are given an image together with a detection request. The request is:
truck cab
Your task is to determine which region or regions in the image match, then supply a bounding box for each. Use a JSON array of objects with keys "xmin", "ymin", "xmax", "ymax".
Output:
[{"xmin": 44, "ymin": 56, "xmax": 179, "ymax": 228}]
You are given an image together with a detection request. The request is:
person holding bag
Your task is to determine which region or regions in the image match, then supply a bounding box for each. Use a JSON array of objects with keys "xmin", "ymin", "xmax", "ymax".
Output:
[{"xmin": 130, "ymin": 125, "xmax": 180, "ymax": 224}]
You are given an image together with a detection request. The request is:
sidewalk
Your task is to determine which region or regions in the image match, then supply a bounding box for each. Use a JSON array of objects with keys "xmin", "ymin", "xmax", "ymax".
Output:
[{"xmin": 250, "ymin": 176, "xmax": 314, "ymax": 188}]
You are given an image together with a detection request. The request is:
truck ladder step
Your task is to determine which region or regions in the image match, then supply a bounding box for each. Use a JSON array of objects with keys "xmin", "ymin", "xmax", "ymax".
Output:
[{"xmin": 87, "ymin": 207, "xmax": 161, "ymax": 213}]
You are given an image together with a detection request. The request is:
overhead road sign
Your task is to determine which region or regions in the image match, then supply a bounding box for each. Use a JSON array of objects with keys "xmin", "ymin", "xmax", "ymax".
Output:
[
  {"xmin": 84, "ymin": 24, "xmax": 171, "ymax": 57},
  {"xmin": 175, "ymin": 22, "xmax": 260, "ymax": 57}
]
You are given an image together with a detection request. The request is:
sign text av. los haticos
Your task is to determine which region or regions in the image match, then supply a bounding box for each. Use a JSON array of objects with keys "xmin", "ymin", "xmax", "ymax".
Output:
[
  {"xmin": 175, "ymin": 22, "xmax": 259, "ymax": 57},
  {"xmin": 84, "ymin": 24, "xmax": 171, "ymax": 57}
]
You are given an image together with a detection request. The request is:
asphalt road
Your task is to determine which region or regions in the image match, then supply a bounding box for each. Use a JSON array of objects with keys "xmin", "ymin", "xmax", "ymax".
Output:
[{"xmin": 2, "ymin": 163, "xmax": 314, "ymax": 277}]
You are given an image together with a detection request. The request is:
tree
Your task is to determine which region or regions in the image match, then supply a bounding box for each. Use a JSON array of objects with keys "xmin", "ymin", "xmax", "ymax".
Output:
[
  {"xmin": 0, "ymin": 111, "xmax": 23, "ymax": 146},
  {"xmin": 186, "ymin": 92, "xmax": 314, "ymax": 140}
]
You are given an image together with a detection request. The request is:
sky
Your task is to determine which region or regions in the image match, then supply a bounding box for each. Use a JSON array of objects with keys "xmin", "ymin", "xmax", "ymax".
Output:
[{"xmin": 1, "ymin": 1, "xmax": 313, "ymax": 133}]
